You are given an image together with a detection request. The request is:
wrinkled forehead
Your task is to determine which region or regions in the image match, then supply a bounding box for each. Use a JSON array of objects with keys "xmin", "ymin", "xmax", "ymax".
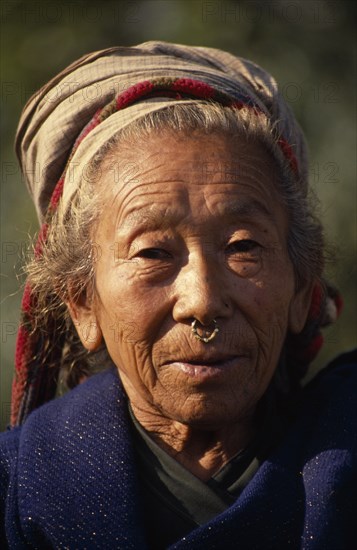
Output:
[
  {"xmin": 95, "ymin": 132, "xmax": 288, "ymax": 235},
  {"xmin": 100, "ymin": 130, "xmax": 282, "ymax": 187}
]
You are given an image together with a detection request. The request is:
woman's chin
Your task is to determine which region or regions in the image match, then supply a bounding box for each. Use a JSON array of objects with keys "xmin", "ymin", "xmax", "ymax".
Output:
[{"xmin": 157, "ymin": 388, "xmax": 257, "ymax": 430}]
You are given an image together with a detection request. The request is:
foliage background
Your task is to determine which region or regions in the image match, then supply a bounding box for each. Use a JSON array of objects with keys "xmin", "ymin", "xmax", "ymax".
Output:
[{"xmin": 1, "ymin": 0, "xmax": 356, "ymax": 430}]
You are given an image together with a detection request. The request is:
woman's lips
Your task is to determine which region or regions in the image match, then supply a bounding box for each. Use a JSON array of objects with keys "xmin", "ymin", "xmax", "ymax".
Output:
[{"xmin": 166, "ymin": 356, "xmax": 248, "ymax": 380}]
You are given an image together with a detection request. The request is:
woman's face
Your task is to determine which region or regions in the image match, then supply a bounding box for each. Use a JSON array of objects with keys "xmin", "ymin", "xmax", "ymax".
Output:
[{"xmin": 71, "ymin": 132, "xmax": 311, "ymax": 429}]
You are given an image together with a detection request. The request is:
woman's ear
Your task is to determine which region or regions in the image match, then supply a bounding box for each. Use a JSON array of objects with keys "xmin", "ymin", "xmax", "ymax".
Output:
[
  {"xmin": 66, "ymin": 283, "xmax": 103, "ymax": 352},
  {"xmin": 288, "ymin": 280, "xmax": 315, "ymax": 335}
]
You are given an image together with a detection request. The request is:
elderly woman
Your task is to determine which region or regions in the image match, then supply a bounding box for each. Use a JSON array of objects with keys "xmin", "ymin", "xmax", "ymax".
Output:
[{"xmin": 0, "ymin": 42, "xmax": 355, "ymax": 549}]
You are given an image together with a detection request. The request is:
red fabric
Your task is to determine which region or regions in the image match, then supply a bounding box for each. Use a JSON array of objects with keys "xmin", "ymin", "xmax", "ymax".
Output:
[
  {"xmin": 302, "ymin": 333, "xmax": 324, "ymax": 364},
  {"xmin": 334, "ymin": 293, "xmax": 343, "ymax": 315},
  {"xmin": 34, "ymin": 223, "xmax": 49, "ymax": 258},
  {"xmin": 278, "ymin": 138, "xmax": 299, "ymax": 175},
  {"xmin": 309, "ymin": 283, "xmax": 324, "ymax": 320},
  {"xmin": 49, "ymin": 177, "xmax": 65, "ymax": 210},
  {"xmin": 73, "ymin": 108, "xmax": 103, "ymax": 149},
  {"xmin": 116, "ymin": 81, "xmax": 154, "ymax": 110},
  {"xmin": 21, "ymin": 283, "xmax": 33, "ymax": 315},
  {"xmin": 171, "ymin": 78, "xmax": 216, "ymax": 99}
]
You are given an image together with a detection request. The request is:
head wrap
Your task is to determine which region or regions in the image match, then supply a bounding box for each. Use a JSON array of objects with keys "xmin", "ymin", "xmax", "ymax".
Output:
[{"xmin": 12, "ymin": 41, "xmax": 342, "ymax": 426}]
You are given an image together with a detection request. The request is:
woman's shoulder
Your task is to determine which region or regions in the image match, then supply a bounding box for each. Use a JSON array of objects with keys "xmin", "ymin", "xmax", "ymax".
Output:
[
  {"xmin": 291, "ymin": 348, "xmax": 357, "ymax": 436},
  {"xmin": 34, "ymin": 365, "xmax": 121, "ymax": 418},
  {"xmin": 277, "ymin": 348, "xmax": 357, "ymax": 471},
  {"xmin": 0, "ymin": 426, "xmax": 22, "ymax": 546},
  {"xmin": 0, "ymin": 366, "xmax": 127, "ymax": 505},
  {"xmin": 311, "ymin": 348, "xmax": 357, "ymax": 378},
  {"xmin": 301, "ymin": 348, "xmax": 357, "ymax": 409},
  {"xmin": 0, "ymin": 367, "xmax": 142, "ymax": 549},
  {"xmin": 0, "ymin": 366, "xmax": 122, "ymax": 454},
  {"xmin": 0, "ymin": 426, "xmax": 21, "ymax": 494}
]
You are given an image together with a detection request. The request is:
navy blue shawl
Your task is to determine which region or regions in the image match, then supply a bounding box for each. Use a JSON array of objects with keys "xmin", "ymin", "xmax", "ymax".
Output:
[{"xmin": 1, "ymin": 351, "xmax": 356, "ymax": 549}]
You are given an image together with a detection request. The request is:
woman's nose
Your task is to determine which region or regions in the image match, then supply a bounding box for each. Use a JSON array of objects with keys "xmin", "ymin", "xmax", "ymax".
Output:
[{"xmin": 172, "ymin": 254, "xmax": 233, "ymax": 325}]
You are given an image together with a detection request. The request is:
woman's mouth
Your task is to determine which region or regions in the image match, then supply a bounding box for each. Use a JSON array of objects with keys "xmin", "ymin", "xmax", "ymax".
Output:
[{"xmin": 165, "ymin": 356, "xmax": 248, "ymax": 381}]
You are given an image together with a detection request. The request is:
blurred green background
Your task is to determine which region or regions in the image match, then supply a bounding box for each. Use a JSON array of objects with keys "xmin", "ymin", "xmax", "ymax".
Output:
[{"xmin": 1, "ymin": 0, "xmax": 356, "ymax": 430}]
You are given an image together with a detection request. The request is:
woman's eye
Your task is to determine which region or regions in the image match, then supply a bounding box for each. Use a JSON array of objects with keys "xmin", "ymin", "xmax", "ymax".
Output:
[
  {"xmin": 226, "ymin": 239, "xmax": 260, "ymax": 255},
  {"xmin": 136, "ymin": 248, "xmax": 172, "ymax": 260}
]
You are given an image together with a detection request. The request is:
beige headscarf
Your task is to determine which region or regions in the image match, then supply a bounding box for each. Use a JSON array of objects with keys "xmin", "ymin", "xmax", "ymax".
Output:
[{"xmin": 15, "ymin": 41, "xmax": 307, "ymax": 222}]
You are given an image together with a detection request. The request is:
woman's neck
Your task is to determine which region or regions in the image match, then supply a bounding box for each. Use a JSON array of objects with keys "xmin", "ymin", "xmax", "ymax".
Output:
[{"xmin": 130, "ymin": 404, "xmax": 257, "ymax": 481}]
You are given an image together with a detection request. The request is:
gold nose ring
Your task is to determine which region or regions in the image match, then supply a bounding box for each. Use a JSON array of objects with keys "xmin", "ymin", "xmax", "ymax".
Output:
[{"xmin": 191, "ymin": 319, "xmax": 219, "ymax": 343}]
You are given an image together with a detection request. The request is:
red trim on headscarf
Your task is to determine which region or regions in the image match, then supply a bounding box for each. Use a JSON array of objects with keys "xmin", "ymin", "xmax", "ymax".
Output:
[
  {"xmin": 278, "ymin": 138, "xmax": 299, "ymax": 175},
  {"xmin": 34, "ymin": 223, "xmax": 49, "ymax": 258},
  {"xmin": 69, "ymin": 108, "xmax": 104, "ymax": 155},
  {"xmin": 303, "ymin": 333, "xmax": 324, "ymax": 362},
  {"xmin": 334, "ymin": 294, "xmax": 343, "ymax": 316},
  {"xmin": 116, "ymin": 80, "xmax": 154, "ymax": 109},
  {"xmin": 171, "ymin": 78, "xmax": 216, "ymax": 99},
  {"xmin": 50, "ymin": 177, "xmax": 65, "ymax": 210},
  {"xmin": 21, "ymin": 283, "xmax": 33, "ymax": 315},
  {"xmin": 309, "ymin": 283, "xmax": 324, "ymax": 320}
]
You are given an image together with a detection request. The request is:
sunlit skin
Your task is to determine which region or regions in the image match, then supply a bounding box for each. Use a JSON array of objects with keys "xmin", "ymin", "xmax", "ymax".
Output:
[{"xmin": 68, "ymin": 132, "xmax": 312, "ymax": 480}]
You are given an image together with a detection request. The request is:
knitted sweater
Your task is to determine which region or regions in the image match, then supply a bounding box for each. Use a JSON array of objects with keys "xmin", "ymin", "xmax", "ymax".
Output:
[{"xmin": 1, "ymin": 351, "xmax": 356, "ymax": 549}]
